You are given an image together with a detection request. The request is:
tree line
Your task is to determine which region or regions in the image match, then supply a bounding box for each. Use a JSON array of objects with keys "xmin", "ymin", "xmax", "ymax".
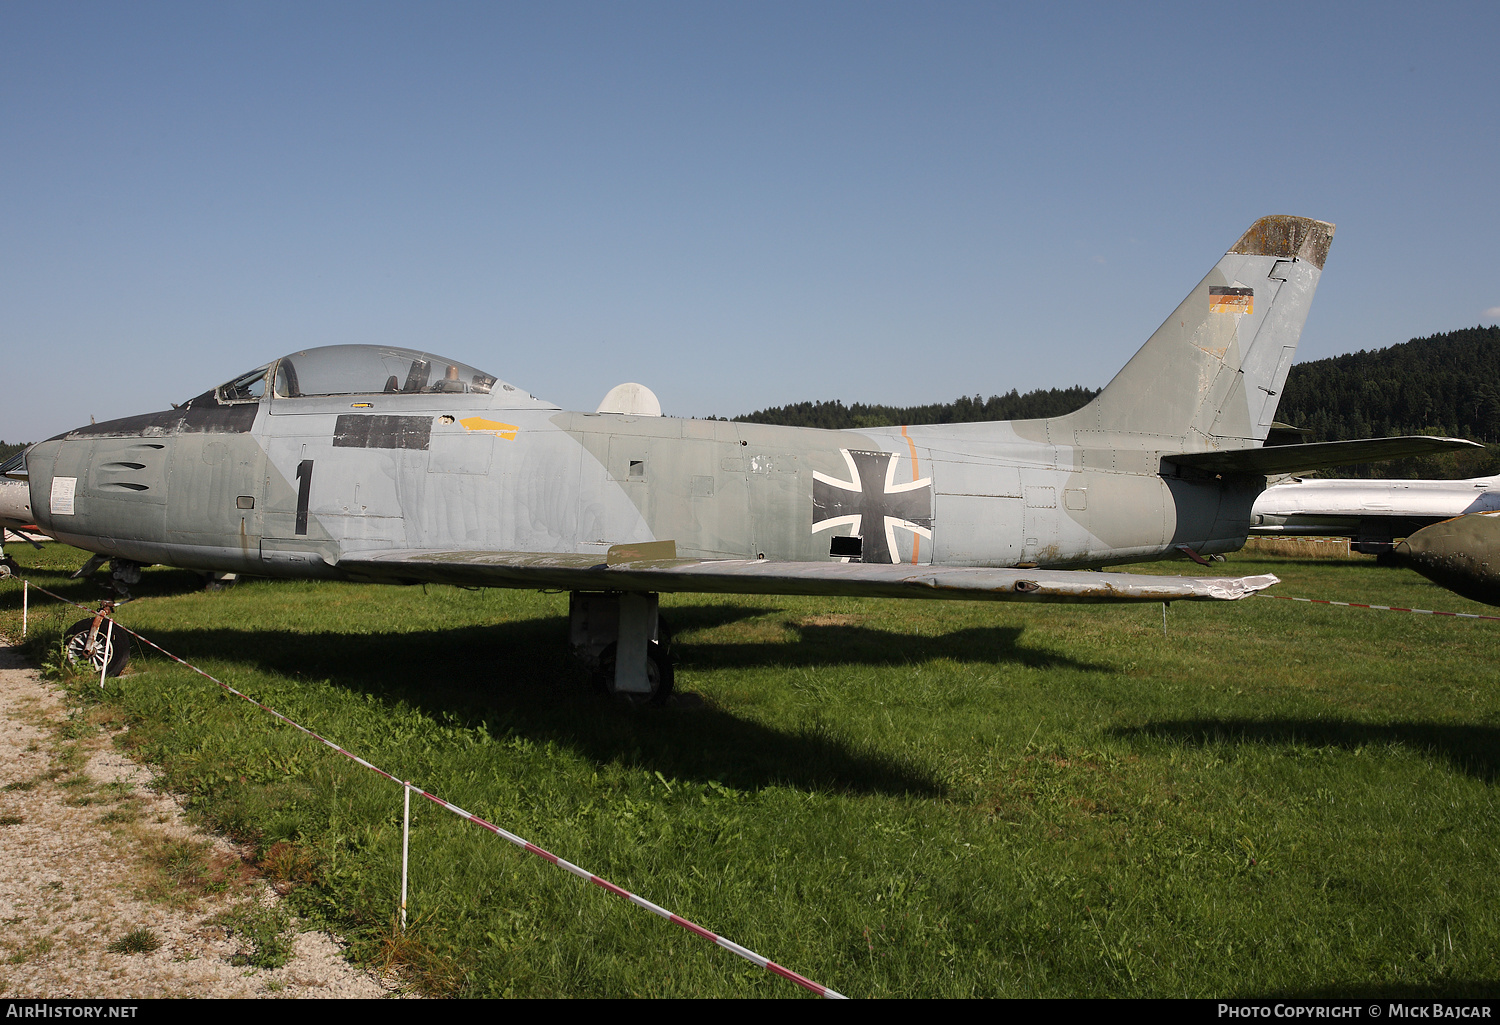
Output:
[
  {"xmin": 733, "ymin": 325, "xmax": 1500, "ymax": 478},
  {"xmin": 732, "ymin": 386, "xmax": 1100, "ymax": 431},
  {"xmin": 1276, "ymin": 325, "xmax": 1500, "ymax": 477},
  {"xmin": 1277, "ymin": 325, "xmax": 1500, "ymax": 443}
]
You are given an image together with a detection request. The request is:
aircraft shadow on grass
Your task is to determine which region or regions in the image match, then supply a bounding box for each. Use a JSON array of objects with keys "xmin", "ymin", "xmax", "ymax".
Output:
[
  {"xmin": 658, "ymin": 602, "xmax": 1107, "ymax": 672},
  {"xmin": 1112, "ymin": 718, "xmax": 1500, "ymax": 784},
  {"xmin": 129, "ymin": 612, "xmax": 952, "ymax": 798},
  {"xmin": 653, "ymin": 602, "xmax": 781, "ymax": 635},
  {"xmin": 676, "ymin": 619, "xmax": 1107, "ymax": 674},
  {"xmin": 0, "ymin": 564, "xmax": 211, "ymax": 601}
]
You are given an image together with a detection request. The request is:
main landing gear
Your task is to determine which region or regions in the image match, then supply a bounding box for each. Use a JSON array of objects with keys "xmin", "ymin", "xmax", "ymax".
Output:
[
  {"xmin": 70, "ymin": 555, "xmax": 144, "ymax": 601},
  {"xmin": 569, "ymin": 591, "xmax": 674, "ymax": 706}
]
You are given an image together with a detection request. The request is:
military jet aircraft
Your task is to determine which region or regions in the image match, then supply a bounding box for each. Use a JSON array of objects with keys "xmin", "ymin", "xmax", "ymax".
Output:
[
  {"xmin": 1394, "ymin": 511, "xmax": 1500, "ymax": 606},
  {"xmin": 13, "ymin": 215, "xmax": 1480, "ymax": 700},
  {"xmin": 0, "ymin": 450, "xmax": 43, "ymax": 578},
  {"xmin": 1246, "ymin": 472, "xmax": 1500, "ymax": 606},
  {"xmin": 1251, "ymin": 474, "xmax": 1500, "ymax": 553}
]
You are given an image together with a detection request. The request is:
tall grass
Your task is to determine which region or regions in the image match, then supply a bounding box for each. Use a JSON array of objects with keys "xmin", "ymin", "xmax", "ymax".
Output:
[
  {"xmin": 2, "ymin": 544, "xmax": 1496, "ymax": 997},
  {"xmin": 1242, "ymin": 536, "xmax": 1356, "ymax": 559}
]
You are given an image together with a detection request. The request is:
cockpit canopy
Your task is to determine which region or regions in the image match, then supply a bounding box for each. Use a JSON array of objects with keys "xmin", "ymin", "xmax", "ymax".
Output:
[
  {"xmin": 199, "ymin": 345, "xmax": 522, "ymax": 405},
  {"xmin": 274, "ymin": 345, "xmax": 498, "ymax": 398}
]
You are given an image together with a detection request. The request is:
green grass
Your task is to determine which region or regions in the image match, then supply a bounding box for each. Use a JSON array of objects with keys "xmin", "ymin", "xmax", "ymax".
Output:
[
  {"xmin": 219, "ymin": 903, "xmax": 295, "ymax": 969},
  {"xmin": 107, "ymin": 927, "xmax": 161, "ymax": 956},
  {"xmin": 1, "ymin": 543, "xmax": 1497, "ymax": 997}
]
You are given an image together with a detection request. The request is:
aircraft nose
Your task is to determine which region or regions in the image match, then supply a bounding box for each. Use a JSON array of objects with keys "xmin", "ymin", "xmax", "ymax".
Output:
[{"xmin": 1394, "ymin": 512, "xmax": 1500, "ymax": 607}]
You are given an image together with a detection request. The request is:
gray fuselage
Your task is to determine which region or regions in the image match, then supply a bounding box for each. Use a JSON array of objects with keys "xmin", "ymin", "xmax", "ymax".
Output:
[{"xmin": 25, "ymin": 388, "xmax": 1253, "ymax": 578}]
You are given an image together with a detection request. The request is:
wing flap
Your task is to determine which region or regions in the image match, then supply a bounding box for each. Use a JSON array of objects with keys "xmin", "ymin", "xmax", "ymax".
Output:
[
  {"xmin": 1168, "ymin": 436, "xmax": 1481, "ymax": 476},
  {"xmin": 340, "ymin": 550, "xmax": 1278, "ymax": 604}
]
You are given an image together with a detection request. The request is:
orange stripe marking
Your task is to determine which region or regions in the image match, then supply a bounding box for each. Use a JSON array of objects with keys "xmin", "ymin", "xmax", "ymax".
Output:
[{"xmin": 901, "ymin": 425, "xmax": 920, "ymax": 564}]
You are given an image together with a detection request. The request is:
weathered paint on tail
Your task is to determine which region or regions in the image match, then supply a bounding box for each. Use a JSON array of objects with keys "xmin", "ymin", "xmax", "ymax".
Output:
[{"xmin": 1041, "ymin": 215, "xmax": 1334, "ymax": 452}]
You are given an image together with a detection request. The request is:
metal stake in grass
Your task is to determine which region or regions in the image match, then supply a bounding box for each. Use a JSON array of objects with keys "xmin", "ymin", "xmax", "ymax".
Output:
[
  {"xmin": 1162, "ymin": 602, "xmax": 1168, "ymax": 637},
  {"xmin": 400, "ymin": 780, "xmax": 411, "ymax": 933},
  {"xmin": 22, "ymin": 579, "xmax": 27, "ymax": 637}
]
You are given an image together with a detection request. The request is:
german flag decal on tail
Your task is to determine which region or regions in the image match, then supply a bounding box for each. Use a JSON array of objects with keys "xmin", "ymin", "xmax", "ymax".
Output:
[{"xmin": 1209, "ymin": 285, "xmax": 1253, "ymax": 314}]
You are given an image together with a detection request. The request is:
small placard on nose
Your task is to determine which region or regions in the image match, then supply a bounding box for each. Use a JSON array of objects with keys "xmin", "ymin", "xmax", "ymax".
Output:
[{"xmin": 236, "ymin": 496, "xmax": 255, "ymax": 509}]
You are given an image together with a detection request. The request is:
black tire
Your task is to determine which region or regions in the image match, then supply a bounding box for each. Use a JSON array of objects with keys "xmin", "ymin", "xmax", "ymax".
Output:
[
  {"xmin": 63, "ymin": 618, "xmax": 129, "ymax": 678},
  {"xmin": 594, "ymin": 640, "xmax": 674, "ymax": 706}
]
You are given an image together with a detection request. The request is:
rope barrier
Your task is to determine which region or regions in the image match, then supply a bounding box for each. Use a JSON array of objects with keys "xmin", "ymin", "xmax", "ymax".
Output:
[
  {"xmin": 1244, "ymin": 536, "xmax": 1368, "ymax": 551},
  {"xmin": 12, "ymin": 579, "xmax": 847, "ymax": 999},
  {"xmin": 1263, "ymin": 592, "xmax": 1500, "ymax": 621}
]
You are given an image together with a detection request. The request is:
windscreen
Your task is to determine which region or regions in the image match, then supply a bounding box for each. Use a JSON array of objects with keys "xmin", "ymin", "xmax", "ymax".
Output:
[{"xmin": 216, "ymin": 365, "xmax": 271, "ymax": 402}]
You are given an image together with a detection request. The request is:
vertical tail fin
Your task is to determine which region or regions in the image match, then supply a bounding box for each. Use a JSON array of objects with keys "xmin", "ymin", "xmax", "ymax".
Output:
[{"xmin": 1050, "ymin": 215, "xmax": 1334, "ymax": 452}]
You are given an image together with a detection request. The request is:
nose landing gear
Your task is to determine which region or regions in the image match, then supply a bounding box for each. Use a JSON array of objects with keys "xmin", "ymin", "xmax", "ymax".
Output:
[{"xmin": 62, "ymin": 603, "xmax": 129, "ymax": 678}]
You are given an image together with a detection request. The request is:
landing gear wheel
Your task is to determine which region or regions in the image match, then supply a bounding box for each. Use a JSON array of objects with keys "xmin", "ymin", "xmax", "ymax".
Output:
[
  {"xmin": 63, "ymin": 618, "xmax": 129, "ymax": 678},
  {"xmin": 200, "ymin": 572, "xmax": 238, "ymax": 592},
  {"xmin": 0, "ymin": 556, "xmax": 18, "ymax": 580},
  {"xmin": 594, "ymin": 640, "xmax": 674, "ymax": 707}
]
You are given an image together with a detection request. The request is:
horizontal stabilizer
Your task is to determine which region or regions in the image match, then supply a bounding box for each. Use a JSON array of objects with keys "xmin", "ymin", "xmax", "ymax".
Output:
[
  {"xmin": 341, "ymin": 550, "xmax": 1279, "ymax": 604},
  {"xmin": 1168, "ymin": 436, "xmax": 1482, "ymax": 476}
]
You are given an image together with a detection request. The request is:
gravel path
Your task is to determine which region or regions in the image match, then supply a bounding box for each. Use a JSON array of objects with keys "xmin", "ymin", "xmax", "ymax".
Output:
[{"xmin": 0, "ymin": 637, "xmax": 403, "ymax": 999}]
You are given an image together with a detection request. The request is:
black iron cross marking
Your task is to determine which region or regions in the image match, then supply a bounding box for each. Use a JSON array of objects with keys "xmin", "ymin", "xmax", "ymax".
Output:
[{"xmin": 812, "ymin": 449, "xmax": 933, "ymax": 564}]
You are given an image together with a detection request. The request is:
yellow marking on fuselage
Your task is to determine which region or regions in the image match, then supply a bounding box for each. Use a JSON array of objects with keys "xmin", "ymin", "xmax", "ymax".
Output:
[{"xmin": 460, "ymin": 417, "xmax": 520, "ymax": 441}]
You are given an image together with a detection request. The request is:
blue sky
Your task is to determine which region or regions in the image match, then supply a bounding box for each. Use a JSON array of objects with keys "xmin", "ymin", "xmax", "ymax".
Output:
[{"xmin": 3, "ymin": 2, "xmax": 1497, "ymax": 441}]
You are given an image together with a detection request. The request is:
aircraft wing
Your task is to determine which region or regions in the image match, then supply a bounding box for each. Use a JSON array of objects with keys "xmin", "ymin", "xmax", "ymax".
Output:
[
  {"xmin": 1168, "ymin": 436, "xmax": 1482, "ymax": 476},
  {"xmin": 339, "ymin": 546, "xmax": 1277, "ymax": 603}
]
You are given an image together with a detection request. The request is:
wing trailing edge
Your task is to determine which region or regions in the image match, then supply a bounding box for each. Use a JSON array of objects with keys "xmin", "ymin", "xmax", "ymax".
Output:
[{"xmin": 340, "ymin": 549, "xmax": 1278, "ymax": 604}]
